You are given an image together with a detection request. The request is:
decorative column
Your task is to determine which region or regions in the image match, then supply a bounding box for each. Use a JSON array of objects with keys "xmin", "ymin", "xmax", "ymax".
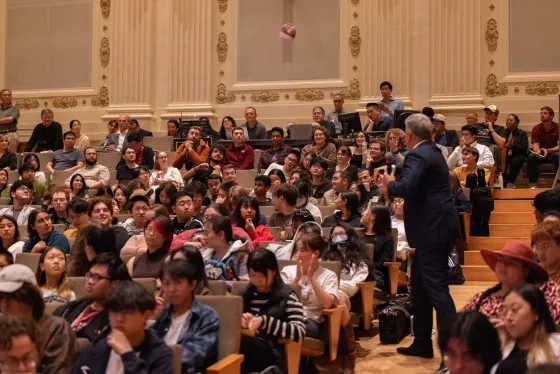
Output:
[
  {"xmin": 159, "ymin": 0, "xmax": 214, "ymax": 121},
  {"xmin": 105, "ymin": 0, "xmax": 155, "ymax": 121},
  {"xmin": 427, "ymin": 0, "xmax": 484, "ymax": 111},
  {"xmin": 358, "ymin": 0, "xmax": 413, "ymax": 108}
]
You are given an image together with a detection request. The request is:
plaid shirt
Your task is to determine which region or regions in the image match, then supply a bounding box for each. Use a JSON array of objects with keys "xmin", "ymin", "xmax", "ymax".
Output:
[{"xmin": 152, "ymin": 299, "xmax": 219, "ymax": 373}]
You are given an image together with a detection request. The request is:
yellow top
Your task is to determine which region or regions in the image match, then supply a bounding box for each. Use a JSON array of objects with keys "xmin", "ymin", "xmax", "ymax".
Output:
[{"xmin": 453, "ymin": 165, "xmax": 491, "ymax": 187}]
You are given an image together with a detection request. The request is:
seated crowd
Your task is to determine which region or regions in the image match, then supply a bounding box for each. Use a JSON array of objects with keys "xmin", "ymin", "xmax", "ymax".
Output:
[{"xmin": 0, "ymin": 88, "xmax": 559, "ymax": 374}]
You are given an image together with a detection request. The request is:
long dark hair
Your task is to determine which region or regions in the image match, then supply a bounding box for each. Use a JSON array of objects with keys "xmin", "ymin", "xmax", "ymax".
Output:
[
  {"xmin": 70, "ymin": 173, "xmax": 88, "ymax": 197},
  {"xmin": 505, "ymin": 284, "xmax": 556, "ymax": 335},
  {"xmin": 350, "ymin": 181, "xmax": 369, "ymax": 212},
  {"xmin": 0, "ymin": 215, "xmax": 20, "ymax": 250},
  {"xmin": 325, "ymin": 223, "xmax": 369, "ymax": 273},
  {"xmin": 241, "ymin": 249, "xmax": 291, "ymax": 311},
  {"xmin": 219, "ymin": 116, "xmax": 237, "ymax": 139},
  {"xmin": 23, "ymin": 153, "xmax": 41, "ymax": 170},
  {"xmin": 339, "ymin": 191, "xmax": 361, "ymax": 217},
  {"xmin": 154, "ymin": 182, "xmax": 178, "ymax": 210},
  {"xmin": 205, "ymin": 216, "xmax": 233, "ymax": 243},
  {"xmin": 27, "ymin": 208, "xmax": 51, "ymax": 239},
  {"xmin": 268, "ymin": 169, "xmax": 286, "ymax": 183},
  {"xmin": 233, "ymin": 197, "xmax": 261, "ymax": 228},
  {"xmin": 368, "ymin": 203, "xmax": 392, "ymax": 236},
  {"xmin": 168, "ymin": 245, "xmax": 210, "ymax": 294},
  {"xmin": 35, "ymin": 246, "xmax": 73, "ymax": 301}
]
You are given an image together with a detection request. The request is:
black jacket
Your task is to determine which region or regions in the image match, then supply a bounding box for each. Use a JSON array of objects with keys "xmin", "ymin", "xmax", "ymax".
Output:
[
  {"xmin": 321, "ymin": 211, "xmax": 362, "ymax": 228},
  {"xmin": 71, "ymin": 329, "xmax": 173, "ymax": 374},
  {"xmin": 25, "ymin": 121, "xmax": 63, "ymax": 152},
  {"xmin": 435, "ymin": 129, "xmax": 460, "ymax": 148},
  {"xmin": 53, "ymin": 298, "xmax": 110, "ymax": 341}
]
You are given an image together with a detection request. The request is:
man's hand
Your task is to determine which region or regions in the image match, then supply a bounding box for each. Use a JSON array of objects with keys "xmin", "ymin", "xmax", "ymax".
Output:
[
  {"xmin": 195, "ymin": 163, "xmax": 209, "ymax": 172},
  {"xmin": 380, "ymin": 104, "xmax": 391, "ymax": 114},
  {"xmin": 541, "ymin": 148, "xmax": 548, "ymax": 158},
  {"xmin": 107, "ymin": 330, "xmax": 133, "ymax": 355},
  {"xmin": 107, "ymin": 145, "xmax": 116, "ymax": 151},
  {"xmin": 185, "ymin": 141, "xmax": 194, "ymax": 152}
]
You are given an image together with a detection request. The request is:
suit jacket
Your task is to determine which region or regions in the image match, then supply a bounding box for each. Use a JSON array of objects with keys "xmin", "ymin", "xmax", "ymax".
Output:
[
  {"xmin": 388, "ymin": 140, "xmax": 460, "ymax": 249},
  {"xmin": 107, "ymin": 132, "xmax": 128, "ymax": 150},
  {"xmin": 138, "ymin": 128, "xmax": 153, "ymax": 138}
]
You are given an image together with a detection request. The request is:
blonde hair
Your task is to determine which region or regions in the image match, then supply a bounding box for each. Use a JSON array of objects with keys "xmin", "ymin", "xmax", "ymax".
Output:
[
  {"xmin": 153, "ymin": 151, "xmax": 168, "ymax": 171},
  {"xmin": 500, "ymin": 324, "xmax": 555, "ymax": 367}
]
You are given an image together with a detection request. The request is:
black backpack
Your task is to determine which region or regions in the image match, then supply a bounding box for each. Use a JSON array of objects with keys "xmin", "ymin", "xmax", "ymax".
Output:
[{"xmin": 466, "ymin": 168, "xmax": 494, "ymax": 236}]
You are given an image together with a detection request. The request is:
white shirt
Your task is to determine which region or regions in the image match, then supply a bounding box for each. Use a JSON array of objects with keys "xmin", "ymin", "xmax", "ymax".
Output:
[
  {"xmin": 164, "ymin": 310, "xmax": 190, "ymax": 345},
  {"xmin": 447, "ymin": 141, "xmax": 495, "ymax": 169},
  {"xmin": 150, "ymin": 167, "xmax": 184, "ymax": 189},
  {"xmin": 105, "ymin": 350, "xmax": 140, "ymax": 374},
  {"xmin": 263, "ymin": 163, "xmax": 292, "ymax": 179},
  {"xmin": 281, "ymin": 265, "xmax": 338, "ymax": 323},
  {"xmin": 116, "ymin": 130, "xmax": 128, "ymax": 151},
  {"xmin": 7, "ymin": 241, "xmax": 24, "ymax": 256},
  {"xmin": 339, "ymin": 263, "xmax": 369, "ymax": 298},
  {"xmin": 391, "ymin": 216, "xmax": 410, "ymax": 260}
]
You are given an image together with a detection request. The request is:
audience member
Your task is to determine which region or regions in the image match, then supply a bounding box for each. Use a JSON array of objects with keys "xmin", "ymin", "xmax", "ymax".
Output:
[
  {"xmin": 310, "ymin": 106, "xmax": 336, "ymax": 137},
  {"xmin": 301, "ymin": 126, "xmax": 337, "ymax": 168},
  {"xmin": 0, "ymin": 215, "xmax": 24, "ymax": 255},
  {"xmin": 269, "ymin": 183, "xmax": 298, "ymax": 232},
  {"xmin": 527, "ymin": 106, "xmax": 559, "ymax": 189},
  {"xmin": 23, "ymin": 153, "xmax": 47, "ymax": 183},
  {"xmin": 466, "ymin": 112, "xmax": 479, "ymax": 125},
  {"xmin": 0, "ymin": 180, "xmax": 35, "ymax": 225},
  {"xmin": 385, "ymin": 128, "xmax": 409, "ymax": 165},
  {"xmin": 171, "ymin": 191, "xmax": 203, "ymax": 234},
  {"xmin": 350, "ymin": 131, "xmax": 369, "ymax": 168},
  {"xmin": 322, "ymin": 191, "xmax": 362, "ymax": 227},
  {"xmin": 448, "ymin": 125, "xmax": 495, "ymax": 169},
  {"xmin": 71, "ymin": 281, "xmax": 173, "ymax": 373},
  {"xmin": 87, "ymin": 197, "xmax": 129, "ymax": 251},
  {"xmin": 48, "ymin": 187, "xmax": 71, "ymax": 229},
  {"xmin": 263, "ymin": 148, "xmax": 300, "ymax": 180},
  {"xmin": 113, "ymin": 184, "xmax": 130, "ymax": 211},
  {"xmin": 533, "ymin": 190, "xmax": 560, "ymax": 223},
  {"xmin": 241, "ymin": 106, "xmax": 267, "ymax": 139},
  {"xmin": 269, "ymin": 211, "xmax": 319, "ymax": 258},
  {"xmin": 97, "ymin": 120, "xmax": 118, "ymax": 151},
  {"xmin": 24, "ymin": 108, "xmax": 63, "ymax": 152},
  {"xmin": 267, "ymin": 169, "xmax": 286, "ymax": 198},
  {"xmin": 152, "ymin": 259, "xmax": 220, "ymax": 372},
  {"xmin": 173, "ymin": 126, "xmax": 210, "ymax": 170},
  {"xmin": 55, "ymin": 253, "xmax": 128, "ymax": 341},
  {"xmin": 64, "ymin": 199, "xmax": 90, "ymax": 239},
  {"xmin": 167, "ymin": 119, "xmax": 178, "ymax": 137},
  {"xmin": 115, "ymin": 146, "xmax": 138, "ymax": 184},
  {"xmin": 68, "ymin": 174, "xmax": 88, "ymax": 200},
  {"xmin": 452, "ymin": 147, "xmax": 491, "ymax": 187},
  {"xmin": 183, "ymin": 144, "xmax": 225, "ymax": 185},
  {"xmin": 300, "ymin": 151, "xmax": 316, "ymax": 172},
  {"xmin": 363, "ymin": 102, "xmax": 386, "ymax": 132},
  {"xmin": 128, "ymin": 118, "xmax": 153, "ymax": 138},
  {"xmin": 154, "ymin": 181, "xmax": 178, "ymax": 213},
  {"xmin": 251, "ymin": 175, "xmax": 273, "ymax": 206},
  {"xmin": 106, "ymin": 114, "xmax": 129, "ymax": 152},
  {"xmin": 326, "ymin": 94, "xmax": 346, "ymax": 136},
  {"xmin": 22, "ymin": 208, "xmax": 71, "ymax": 254},
  {"xmin": 431, "ymin": 126, "xmax": 450, "ymax": 160},
  {"xmin": 327, "ymin": 146, "xmax": 358, "ymax": 182},
  {"xmin": 166, "ymin": 245, "xmax": 214, "ymax": 295},
  {"xmin": 120, "ymin": 194, "xmax": 150, "ymax": 236},
  {"xmin": 365, "ymin": 140, "xmax": 387, "ymax": 175},
  {"xmin": 45, "ymin": 131, "xmax": 85, "ymax": 173},
  {"xmin": 310, "ymin": 158, "xmax": 331, "ymax": 199},
  {"xmin": 257, "ymin": 127, "xmax": 293, "ymax": 171},
  {"xmin": 294, "ymin": 179, "xmax": 322, "ymax": 221},
  {"xmin": 0, "ymin": 88, "xmax": 19, "ymax": 152},
  {"xmin": 232, "ymin": 197, "xmax": 274, "ymax": 247},
  {"xmin": 0, "ymin": 134, "xmax": 16, "ymax": 170},
  {"xmin": 361, "ymin": 203, "xmax": 393, "ymax": 291},
  {"xmin": 449, "ymin": 172, "xmax": 472, "ymax": 213},
  {"xmin": 151, "ymin": 151, "xmax": 183, "ymax": 189},
  {"xmin": 120, "ymin": 131, "xmax": 154, "ymax": 169},
  {"xmin": 35, "ymin": 246, "xmax": 76, "ymax": 303},
  {"xmin": 432, "ymin": 114, "xmax": 459, "ymax": 148},
  {"xmin": 350, "ymin": 180, "xmax": 370, "ymax": 213},
  {"xmin": 532, "ymin": 220, "xmax": 560, "ymax": 284},
  {"xmin": 478, "ymin": 105, "xmax": 506, "ymax": 184},
  {"xmin": 69, "ymin": 119, "xmax": 90, "ymax": 150},
  {"xmin": 0, "ymin": 169, "xmax": 9, "ymax": 198},
  {"xmin": 391, "ymin": 198, "xmax": 410, "ymax": 260},
  {"xmin": 225, "ymin": 127, "xmax": 255, "ymax": 169},
  {"xmin": 219, "ymin": 115, "xmax": 242, "ymax": 140},
  {"xmin": 378, "ymin": 81, "xmax": 404, "ymax": 129},
  {"xmin": 0, "ymin": 315, "xmax": 42, "ymax": 373},
  {"xmin": 64, "ymin": 147, "xmax": 110, "ymax": 190},
  {"xmin": 321, "ymin": 170, "xmax": 350, "ymax": 207},
  {"xmin": 0, "ymin": 264, "xmax": 77, "ymax": 374}
]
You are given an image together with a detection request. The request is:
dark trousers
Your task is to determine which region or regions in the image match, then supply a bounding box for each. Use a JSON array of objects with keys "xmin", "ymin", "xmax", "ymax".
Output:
[
  {"xmin": 504, "ymin": 155, "xmax": 526, "ymax": 185},
  {"xmin": 240, "ymin": 335, "xmax": 281, "ymax": 373},
  {"xmin": 488, "ymin": 145, "xmax": 502, "ymax": 174},
  {"xmin": 527, "ymin": 151, "xmax": 559, "ymax": 183},
  {"xmin": 410, "ymin": 243, "xmax": 456, "ymax": 344}
]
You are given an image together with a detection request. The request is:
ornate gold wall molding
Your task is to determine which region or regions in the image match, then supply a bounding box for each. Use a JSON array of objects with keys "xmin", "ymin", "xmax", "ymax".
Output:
[
  {"xmin": 53, "ymin": 97, "xmax": 78, "ymax": 109},
  {"xmin": 340, "ymin": 79, "xmax": 361, "ymax": 100},
  {"xmin": 217, "ymin": 33, "xmax": 228, "ymax": 62},
  {"xmin": 485, "ymin": 18, "xmax": 498, "ymax": 52},
  {"xmin": 351, "ymin": 0, "xmax": 360, "ymax": 4},
  {"xmin": 100, "ymin": 37, "xmax": 110, "ymax": 67},
  {"xmin": 251, "ymin": 91, "xmax": 280, "ymax": 103},
  {"xmin": 15, "ymin": 98, "xmax": 40, "ymax": 110},
  {"xmin": 100, "ymin": 0, "xmax": 111, "ymax": 18},
  {"xmin": 218, "ymin": 0, "xmax": 228, "ymax": 12},
  {"xmin": 349, "ymin": 26, "xmax": 361, "ymax": 57},
  {"xmin": 525, "ymin": 82, "xmax": 559, "ymax": 96},
  {"xmin": 91, "ymin": 86, "xmax": 109, "ymax": 107},
  {"xmin": 216, "ymin": 84, "xmax": 235, "ymax": 104},
  {"xmin": 485, "ymin": 74, "xmax": 508, "ymax": 97},
  {"xmin": 295, "ymin": 89, "xmax": 325, "ymax": 101}
]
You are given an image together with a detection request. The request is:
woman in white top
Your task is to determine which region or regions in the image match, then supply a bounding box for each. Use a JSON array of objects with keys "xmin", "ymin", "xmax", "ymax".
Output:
[
  {"xmin": 70, "ymin": 119, "xmax": 91, "ymax": 151},
  {"xmin": 0, "ymin": 215, "xmax": 25, "ymax": 255},
  {"xmin": 391, "ymin": 197, "xmax": 410, "ymax": 260},
  {"xmin": 151, "ymin": 151, "xmax": 184, "ymax": 189},
  {"xmin": 23, "ymin": 153, "xmax": 46, "ymax": 183},
  {"xmin": 35, "ymin": 246, "xmax": 76, "ymax": 303}
]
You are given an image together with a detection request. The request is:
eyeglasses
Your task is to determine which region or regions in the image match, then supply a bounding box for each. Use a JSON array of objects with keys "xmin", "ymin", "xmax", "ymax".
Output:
[{"xmin": 85, "ymin": 272, "xmax": 110, "ymax": 283}]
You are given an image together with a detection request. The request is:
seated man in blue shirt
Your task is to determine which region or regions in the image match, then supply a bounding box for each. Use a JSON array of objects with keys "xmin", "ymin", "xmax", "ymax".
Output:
[
  {"xmin": 45, "ymin": 131, "xmax": 85, "ymax": 173},
  {"xmin": 379, "ymin": 81, "xmax": 404, "ymax": 129}
]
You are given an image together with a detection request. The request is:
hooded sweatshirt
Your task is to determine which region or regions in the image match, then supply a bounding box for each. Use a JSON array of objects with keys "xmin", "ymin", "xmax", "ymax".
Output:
[
  {"xmin": 321, "ymin": 211, "xmax": 362, "ymax": 228},
  {"xmin": 201, "ymin": 240, "xmax": 249, "ymax": 281},
  {"xmin": 267, "ymin": 221, "xmax": 323, "ymax": 260}
]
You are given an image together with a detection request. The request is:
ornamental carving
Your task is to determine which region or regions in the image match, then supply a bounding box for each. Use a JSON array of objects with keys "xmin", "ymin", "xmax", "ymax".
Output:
[
  {"xmin": 91, "ymin": 86, "xmax": 109, "ymax": 107},
  {"xmin": 485, "ymin": 74, "xmax": 508, "ymax": 97},
  {"xmin": 525, "ymin": 82, "xmax": 559, "ymax": 96},
  {"xmin": 340, "ymin": 79, "xmax": 361, "ymax": 100},
  {"xmin": 486, "ymin": 18, "xmax": 498, "ymax": 52},
  {"xmin": 100, "ymin": 37, "xmax": 110, "ymax": 67},
  {"xmin": 53, "ymin": 97, "xmax": 78, "ymax": 109},
  {"xmin": 295, "ymin": 89, "xmax": 325, "ymax": 102},
  {"xmin": 251, "ymin": 91, "xmax": 280, "ymax": 103},
  {"xmin": 349, "ymin": 26, "xmax": 361, "ymax": 56},
  {"xmin": 352, "ymin": 0, "xmax": 360, "ymax": 4},
  {"xmin": 216, "ymin": 83, "xmax": 236, "ymax": 104},
  {"xmin": 100, "ymin": 0, "xmax": 111, "ymax": 18},
  {"xmin": 217, "ymin": 33, "xmax": 228, "ymax": 62},
  {"xmin": 15, "ymin": 98, "xmax": 39, "ymax": 110},
  {"xmin": 218, "ymin": 0, "xmax": 228, "ymax": 12}
]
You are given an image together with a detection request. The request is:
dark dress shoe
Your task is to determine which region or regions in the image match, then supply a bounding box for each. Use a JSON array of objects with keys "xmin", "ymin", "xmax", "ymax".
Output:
[{"xmin": 396, "ymin": 344, "xmax": 434, "ymax": 359}]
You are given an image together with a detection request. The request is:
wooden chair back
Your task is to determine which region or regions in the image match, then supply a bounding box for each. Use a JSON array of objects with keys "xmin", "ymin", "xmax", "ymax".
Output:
[
  {"xmin": 169, "ymin": 344, "xmax": 183, "ymax": 374},
  {"xmin": 207, "ymin": 280, "xmax": 227, "ymax": 295}
]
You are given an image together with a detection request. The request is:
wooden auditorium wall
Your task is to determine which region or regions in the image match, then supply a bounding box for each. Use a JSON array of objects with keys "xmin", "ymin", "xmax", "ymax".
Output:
[{"xmin": 0, "ymin": 0, "xmax": 559, "ymax": 142}]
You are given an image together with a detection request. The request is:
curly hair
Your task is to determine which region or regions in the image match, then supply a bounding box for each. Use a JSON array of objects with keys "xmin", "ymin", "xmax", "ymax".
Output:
[
  {"xmin": 385, "ymin": 128, "xmax": 407, "ymax": 151},
  {"xmin": 0, "ymin": 315, "xmax": 39, "ymax": 350},
  {"xmin": 324, "ymin": 223, "xmax": 370, "ymax": 273}
]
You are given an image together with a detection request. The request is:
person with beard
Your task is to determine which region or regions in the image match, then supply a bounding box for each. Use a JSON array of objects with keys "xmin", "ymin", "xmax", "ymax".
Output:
[
  {"xmin": 173, "ymin": 126, "xmax": 210, "ymax": 170},
  {"xmin": 182, "ymin": 143, "xmax": 226, "ymax": 185},
  {"xmin": 63, "ymin": 147, "xmax": 110, "ymax": 190}
]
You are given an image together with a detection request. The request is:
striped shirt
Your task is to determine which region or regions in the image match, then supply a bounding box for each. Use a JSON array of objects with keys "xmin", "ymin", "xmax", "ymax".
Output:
[{"xmin": 248, "ymin": 291, "xmax": 306, "ymax": 342}]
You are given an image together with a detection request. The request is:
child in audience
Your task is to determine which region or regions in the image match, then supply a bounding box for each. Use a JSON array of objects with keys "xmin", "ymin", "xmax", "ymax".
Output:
[
  {"xmin": 240, "ymin": 249, "xmax": 306, "ymax": 373},
  {"xmin": 71, "ymin": 281, "xmax": 173, "ymax": 374},
  {"xmin": 281, "ymin": 231, "xmax": 357, "ymax": 373},
  {"xmin": 0, "ymin": 264, "xmax": 78, "ymax": 373},
  {"xmin": 232, "ymin": 197, "xmax": 274, "ymax": 247},
  {"xmin": 35, "ymin": 246, "xmax": 76, "ymax": 303},
  {"xmin": 201, "ymin": 216, "xmax": 249, "ymax": 281},
  {"xmin": 152, "ymin": 260, "xmax": 220, "ymax": 372},
  {"xmin": 0, "ymin": 214, "xmax": 25, "ymax": 255},
  {"xmin": 55, "ymin": 253, "xmax": 129, "ymax": 342},
  {"xmin": 494, "ymin": 284, "xmax": 560, "ymax": 374},
  {"xmin": 22, "ymin": 208, "xmax": 71, "ymax": 254}
]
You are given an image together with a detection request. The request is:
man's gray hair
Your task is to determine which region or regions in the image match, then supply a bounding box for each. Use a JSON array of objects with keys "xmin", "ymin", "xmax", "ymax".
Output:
[{"xmin": 405, "ymin": 113, "xmax": 433, "ymax": 140}]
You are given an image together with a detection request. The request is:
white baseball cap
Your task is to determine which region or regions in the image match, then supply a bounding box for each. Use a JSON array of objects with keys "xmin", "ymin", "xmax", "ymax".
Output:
[
  {"xmin": 484, "ymin": 105, "xmax": 499, "ymax": 113},
  {"xmin": 0, "ymin": 264, "xmax": 37, "ymax": 293}
]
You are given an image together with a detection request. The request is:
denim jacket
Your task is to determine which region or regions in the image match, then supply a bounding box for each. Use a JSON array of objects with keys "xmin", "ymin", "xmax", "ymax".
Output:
[{"xmin": 152, "ymin": 299, "xmax": 220, "ymax": 373}]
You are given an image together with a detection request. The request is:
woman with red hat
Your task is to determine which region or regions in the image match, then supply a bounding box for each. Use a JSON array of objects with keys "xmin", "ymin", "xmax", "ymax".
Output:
[{"xmin": 463, "ymin": 240, "xmax": 560, "ymax": 326}]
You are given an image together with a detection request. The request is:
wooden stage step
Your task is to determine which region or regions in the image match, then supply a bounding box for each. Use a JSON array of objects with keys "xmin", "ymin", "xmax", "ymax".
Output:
[
  {"xmin": 490, "ymin": 212, "xmax": 536, "ymax": 224},
  {"xmin": 463, "ymin": 265, "xmax": 497, "ymax": 282},
  {"xmin": 465, "ymin": 250, "xmax": 487, "ymax": 266},
  {"xmin": 493, "ymin": 188, "xmax": 547, "ymax": 200},
  {"xmin": 494, "ymin": 199, "xmax": 533, "ymax": 212},
  {"xmin": 468, "ymin": 236, "xmax": 530, "ymax": 251},
  {"xmin": 489, "ymin": 223, "xmax": 533, "ymax": 237}
]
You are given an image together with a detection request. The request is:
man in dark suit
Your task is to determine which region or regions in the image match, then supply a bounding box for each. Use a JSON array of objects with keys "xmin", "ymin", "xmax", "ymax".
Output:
[
  {"xmin": 129, "ymin": 118, "xmax": 153, "ymax": 139},
  {"xmin": 376, "ymin": 113, "xmax": 460, "ymax": 370}
]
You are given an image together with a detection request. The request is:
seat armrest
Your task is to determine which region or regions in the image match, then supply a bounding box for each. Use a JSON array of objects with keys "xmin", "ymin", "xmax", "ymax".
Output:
[
  {"xmin": 383, "ymin": 262, "xmax": 400, "ymax": 296},
  {"xmin": 279, "ymin": 339, "xmax": 302, "ymax": 374},
  {"xmin": 357, "ymin": 281, "xmax": 376, "ymax": 330},
  {"xmin": 323, "ymin": 305, "xmax": 344, "ymax": 361},
  {"xmin": 206, "ymin": 354, "xmax": 244, "ymax": 374}
]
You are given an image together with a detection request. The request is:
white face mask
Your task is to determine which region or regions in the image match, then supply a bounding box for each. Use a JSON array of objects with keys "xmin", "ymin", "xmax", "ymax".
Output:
[{"xmin": 332, "ymin": 235, "xmax": 348, "ymax": 244}]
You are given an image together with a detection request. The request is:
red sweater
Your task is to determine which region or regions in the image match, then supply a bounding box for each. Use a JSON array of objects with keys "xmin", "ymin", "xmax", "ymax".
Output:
[
  {"xmin": 232, "ymin": 224, "xmax": 274, "ymax": 247},
  {"xmin": 225, "ymin": 144, "xmax": 255, "ymax": 170}
]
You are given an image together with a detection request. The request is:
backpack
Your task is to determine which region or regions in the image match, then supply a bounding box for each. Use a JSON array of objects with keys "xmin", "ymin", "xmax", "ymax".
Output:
[
  {"xmin": 448, "ymin": 248, "xmax": 465, "ymax": 285},
  {"xmin": 466, "ymin": 168, "xmax": 494, "ymax": 237}
]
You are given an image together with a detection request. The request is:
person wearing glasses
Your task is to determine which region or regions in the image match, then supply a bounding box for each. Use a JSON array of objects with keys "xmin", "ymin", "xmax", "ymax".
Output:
[
  {"xmin": 54, "ymin": 252, "xmax": 130, "ymax": 342},
  {"xmin": 263, "ymin": 149, "xmax": 301, "ymax": 181},
  {"xmin": 0, "ymin": 180, "xmax": 35, "ymax": 225},
  {"xmin": 0, "ymin": 315, "xmax": 40, "ymax": 374}
]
